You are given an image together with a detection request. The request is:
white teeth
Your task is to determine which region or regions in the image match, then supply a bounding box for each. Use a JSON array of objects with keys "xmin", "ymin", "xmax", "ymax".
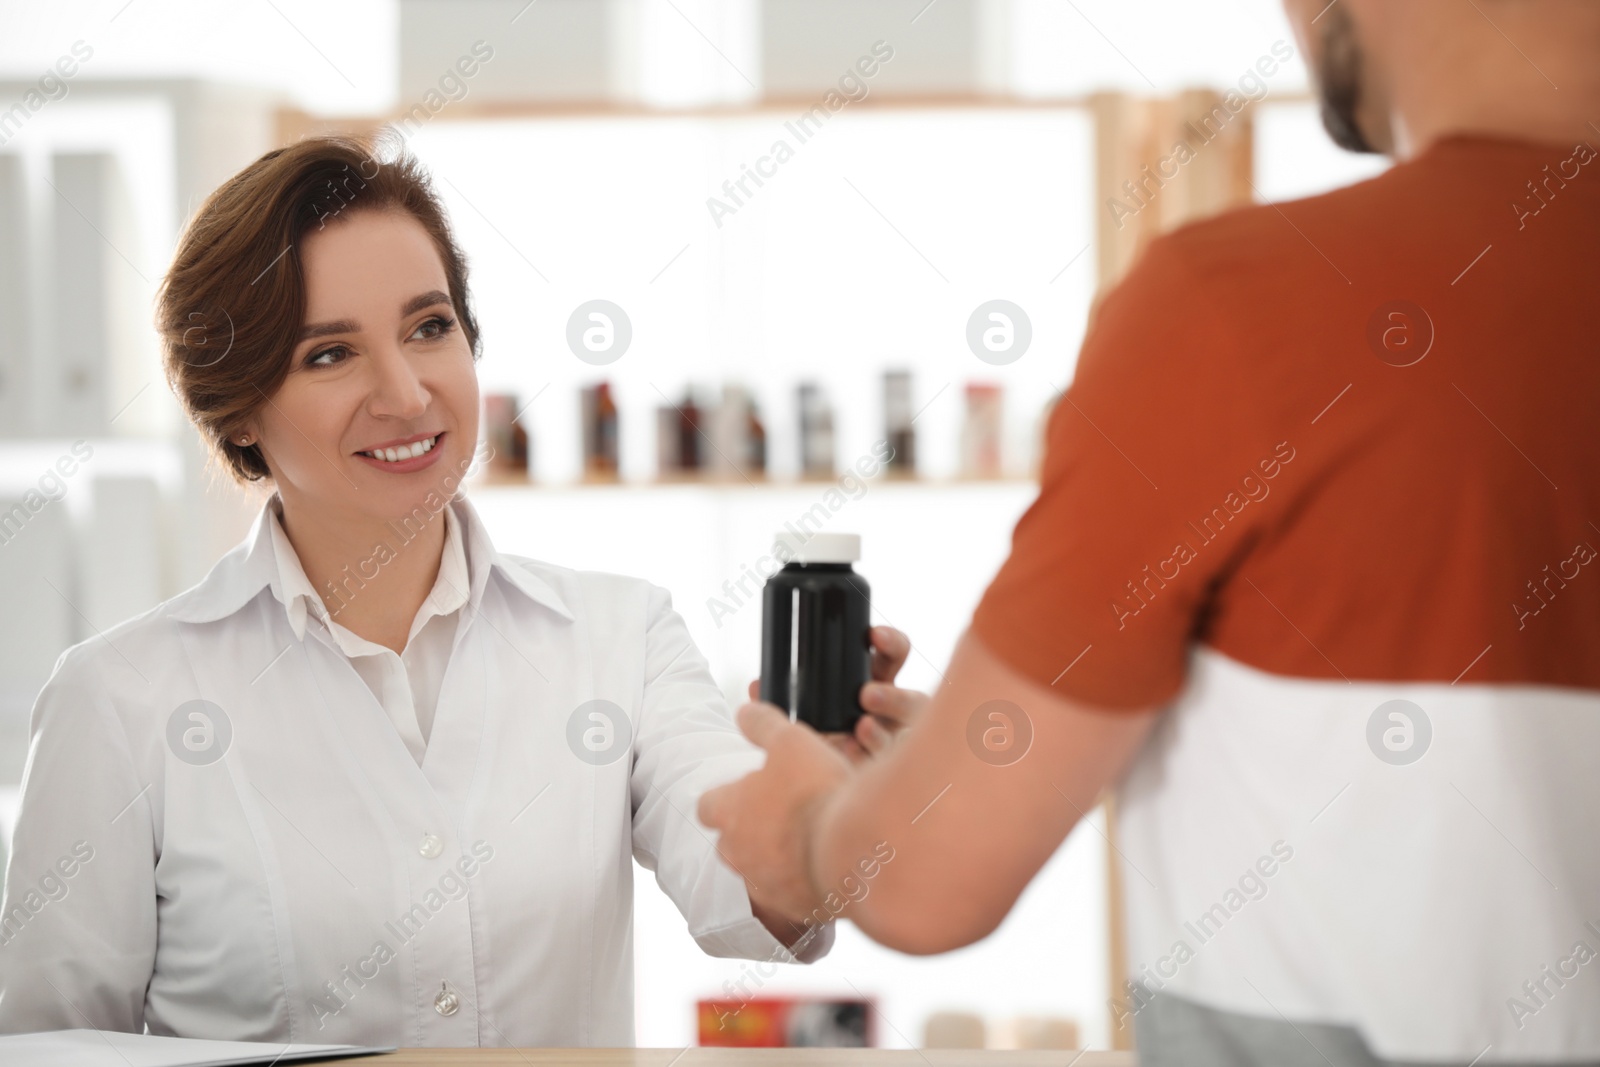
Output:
[{"xmin": 363, "ymin": 435, "xmax": 438, "ymax": 463}]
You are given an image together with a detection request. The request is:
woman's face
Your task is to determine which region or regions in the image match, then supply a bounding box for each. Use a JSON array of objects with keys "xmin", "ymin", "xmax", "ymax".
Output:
[{"xmin": 247, "ymin": 207, "xmax": 479, "ymax": 524}]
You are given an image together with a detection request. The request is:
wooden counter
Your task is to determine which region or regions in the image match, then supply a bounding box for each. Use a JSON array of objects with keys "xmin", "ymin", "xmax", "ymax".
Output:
[{"xmin": 325, "ymin": 1051, "xmax": 1133, "ymax": 1066}]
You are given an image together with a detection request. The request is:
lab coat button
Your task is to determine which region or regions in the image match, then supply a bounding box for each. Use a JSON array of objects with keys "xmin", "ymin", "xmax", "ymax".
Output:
[
  {"xmin": 433, "ymin": 981, "xmax": 459, "ymax": 1016},
  {"xmin": 419, "ymin": 833, "xmax": 443, "ymax": 859}
]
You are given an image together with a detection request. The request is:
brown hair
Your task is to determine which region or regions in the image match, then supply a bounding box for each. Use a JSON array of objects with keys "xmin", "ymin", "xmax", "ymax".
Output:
[{"xmin": 156, "ymin": 131, "xmax": 482, "ymax": 483}]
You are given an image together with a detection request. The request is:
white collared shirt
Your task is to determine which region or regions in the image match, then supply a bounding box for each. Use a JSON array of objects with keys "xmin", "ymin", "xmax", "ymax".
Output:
[
  {"xmin": 265, "ymin": 496, "xmax": 469, "ymax": 764},
  {"xmin": 0, "ymin": 493, "xmax": 830, "ymax": 1047}
]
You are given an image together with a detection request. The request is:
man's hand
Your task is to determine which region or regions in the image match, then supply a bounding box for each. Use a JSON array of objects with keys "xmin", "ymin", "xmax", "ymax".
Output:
[
  {"xmin": 714, "ymin": 629, "xmax": 1162, "ymax": 955},
  {"xmin": 698, "ymin": 701, "xmax": 852, "ymax": 924},
  {"xmin": 745, "ymin": 626, "xmax": 930, "ymax": 765}
]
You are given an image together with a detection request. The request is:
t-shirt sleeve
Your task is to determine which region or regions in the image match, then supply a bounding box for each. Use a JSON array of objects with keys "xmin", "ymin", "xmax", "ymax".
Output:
[{"xmin": 970, "ymin": 234, "xmax": 1295, "ymax": 709}]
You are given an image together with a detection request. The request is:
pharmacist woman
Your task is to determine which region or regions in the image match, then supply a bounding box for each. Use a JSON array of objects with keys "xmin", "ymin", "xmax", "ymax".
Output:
[{"xmin": 0, "ymin": 135, "xmax": 921, "ymax": 1047}]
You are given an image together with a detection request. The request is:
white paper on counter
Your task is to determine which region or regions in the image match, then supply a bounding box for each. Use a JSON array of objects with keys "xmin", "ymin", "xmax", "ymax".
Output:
[{"xmin": 0, "ymin": 1029, "xmax": 392, "ymax": 1067}]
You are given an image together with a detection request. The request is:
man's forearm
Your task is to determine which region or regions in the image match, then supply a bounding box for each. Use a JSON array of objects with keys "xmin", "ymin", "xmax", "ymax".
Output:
[
  {"xmin": 806, "ymin": 630, "xmax": 1160, "ymax": 954},
  {"xmin": 806, "ymin": 736, "xmax": 1003, "ymax": 954}
]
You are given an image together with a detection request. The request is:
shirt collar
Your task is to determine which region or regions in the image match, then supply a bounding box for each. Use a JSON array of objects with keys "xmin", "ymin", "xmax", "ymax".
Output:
[
  {"xmin": 166, "ymin": 491, "xmax": 574, "ymax": 627},
  {"xmin": 263, "ymin": 496, "xmax": 472, "ymax": 644},
  {"xmin": 264, "ymin": 496, "xmax": 323, "ymax": 641}
]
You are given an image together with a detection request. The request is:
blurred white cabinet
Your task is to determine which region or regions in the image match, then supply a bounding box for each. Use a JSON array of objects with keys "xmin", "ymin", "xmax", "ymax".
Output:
[
  {"xmin": 400, "ymin": 0, "xmax": 639, "ymax": 105},
  {"xmin": 49, "ymin": 152, "xmax": 117, "ymax": 437},
  {"xmin": 761, "ymin": 0, "xmax": 1012, "ymax": 97},
  {"xmin": 0, "ymin": 497, "xmax": 74, "ymax": 782},
  {"xmin": 0, "ymin": 154, "xmax": 25, "ymax": 437},
  {"xmin": 82, "ymin": 475, "xmax": 166, "ymax": 632}
]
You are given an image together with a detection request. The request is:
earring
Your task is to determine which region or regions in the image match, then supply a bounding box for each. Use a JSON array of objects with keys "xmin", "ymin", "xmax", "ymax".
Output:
[{"xmin": 237, "ymin": 435, "xmax": 252, "ymax": 446}]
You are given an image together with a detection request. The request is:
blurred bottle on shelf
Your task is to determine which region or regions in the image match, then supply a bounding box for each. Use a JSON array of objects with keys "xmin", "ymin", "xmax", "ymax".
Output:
[
  {"xmin": 556, "ymin": 372, "xmax": 1054, "ymax": 488},
  {"xmin": 1033, "ymin": 389, "xmax": 1060, "ymax": 480},
  {"xmin": 883, "ymin": 369, "xmax": 916, "ymax": 477},
  {"xmin": 797, "ymin": 382, "xmax": 835, "ymax": 479},
  {"xmin": 580, "ymin": 382, "xmax": 618, "ymax": 480},
  {"xmin": 482, "ymin": 392, "xmax": 530, "ymax": 481},
  {"xmin": 655, "ymin": 388, "xmax": 705, "ymax": 479},
  {"xmin": 655, "ymin": 405, "xmax": 683, "ymax": 480},
  {"xmin": 711, "ymin": 384, "xmax": 766, "ymax": 480},
  {"xmin": 746, "ymin": 395, "xmax": 767, "ymax": 476},
  {"xmin": 960, "ymin": 382, "xmax": 1003, "ymax": 479},
  {"xmin": 1004, "ymin": 1015, "xmax": 1079, "ymax": 1050},
  {"xmin": 677, "ymin": 388, "xmax": 703, "ymax": 474}
]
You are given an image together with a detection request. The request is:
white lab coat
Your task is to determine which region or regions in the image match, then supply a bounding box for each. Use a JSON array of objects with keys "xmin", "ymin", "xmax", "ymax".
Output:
[{"xmin": 0, "ymin": 494, "xmax": 827, "ymax": 1046}]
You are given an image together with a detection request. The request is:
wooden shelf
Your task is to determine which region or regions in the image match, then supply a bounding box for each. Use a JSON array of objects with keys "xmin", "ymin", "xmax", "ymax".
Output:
[
  {"xmin": 469, "ymin": 475, "xmax": 1039, "ymax": 492},
  {"xmin": 334, "ymin": 1050, "xmax": 1135, "ymax": 1066}
]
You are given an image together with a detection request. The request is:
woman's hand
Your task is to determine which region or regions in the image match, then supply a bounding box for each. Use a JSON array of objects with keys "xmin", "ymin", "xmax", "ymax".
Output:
[
  {"xmin": 709, "ymin": 628, "xmax": 927, "ymax": 923},
  {"xmin": 747, "ymin": 625, "xmax": 929, "ymax": 765}
]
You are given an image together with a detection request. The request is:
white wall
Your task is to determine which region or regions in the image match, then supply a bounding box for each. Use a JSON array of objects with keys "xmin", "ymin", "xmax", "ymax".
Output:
[
  {"xmin": 1, "ymin": 0, "xmax": 1310, "ymax": 112},
  {"xmin": 1255, "ymin": 99, "xmax": 1391, "ymax": 203}
]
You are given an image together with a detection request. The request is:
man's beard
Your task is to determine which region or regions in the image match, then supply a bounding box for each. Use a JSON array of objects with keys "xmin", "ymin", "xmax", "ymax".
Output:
[{"xmin": 1317, "ymin": 4, "xmax": 1381, "ymax": 153}]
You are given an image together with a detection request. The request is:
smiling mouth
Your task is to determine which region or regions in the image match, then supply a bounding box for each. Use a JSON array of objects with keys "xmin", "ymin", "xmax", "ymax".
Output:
[{"xmin": 358, "ymin": 433, "xmax": 441, "ymax": 463}]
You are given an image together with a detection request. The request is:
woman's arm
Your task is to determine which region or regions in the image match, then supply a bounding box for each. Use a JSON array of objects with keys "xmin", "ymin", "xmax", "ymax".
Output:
[
  {"xmin": 0, "ymin": 645, "xmax": 158, "ymax": 1033},
  {"xmin": 628, "ymin": 583, "xmax": 832, "ymax": 964}
]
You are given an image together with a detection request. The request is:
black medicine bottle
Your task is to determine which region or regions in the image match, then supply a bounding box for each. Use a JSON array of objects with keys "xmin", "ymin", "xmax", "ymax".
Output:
[{"xmin": 760, "ymin": 532, "xmax": 871, "ymax": 734}]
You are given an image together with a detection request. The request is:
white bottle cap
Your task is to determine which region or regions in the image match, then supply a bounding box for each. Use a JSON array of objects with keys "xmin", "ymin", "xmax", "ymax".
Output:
[{"xmin": 774, "ymin": 531, "xmax": 860, "ymax": 564}]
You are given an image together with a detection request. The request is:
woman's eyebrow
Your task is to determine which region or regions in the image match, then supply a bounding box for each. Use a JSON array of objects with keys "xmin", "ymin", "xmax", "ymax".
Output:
[
  {"xmin": 297, "ymin": 289, "xmax": 454, "ymax": 342},
  {"xmin": 400, "ymin": 289, "xmax": 453, "ymax": 317},
  {"xmin": 298, "ymin": 318, "xmax": 355, "ymax": 342}
]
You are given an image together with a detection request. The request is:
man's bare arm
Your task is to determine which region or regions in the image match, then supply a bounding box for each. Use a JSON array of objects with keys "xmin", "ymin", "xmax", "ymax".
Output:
[{"xmin": 700, "ymin": 627, "xmax": 1161, "ymax": 955}]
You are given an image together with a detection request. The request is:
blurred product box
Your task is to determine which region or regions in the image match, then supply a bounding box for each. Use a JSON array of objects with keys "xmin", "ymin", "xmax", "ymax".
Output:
[{"xmin": 697, "ymin": 996, "xmax": 873, "ymax": 1048}]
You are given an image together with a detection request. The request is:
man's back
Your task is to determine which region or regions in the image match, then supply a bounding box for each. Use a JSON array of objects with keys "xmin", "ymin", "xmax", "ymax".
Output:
[{"xmin": 971, "ymin": 132, "xmax": 1600, "ymax": 1060}]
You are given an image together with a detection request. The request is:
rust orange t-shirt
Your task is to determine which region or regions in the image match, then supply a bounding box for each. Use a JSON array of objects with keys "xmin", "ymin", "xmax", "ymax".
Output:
[
  {"xmin": 971, "ymin": 133, "xmax": 1600, "ymax": 710},
  {"xmin": 969, "ymin": 134, "xmax": 1600, "ymax": 1057}
]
